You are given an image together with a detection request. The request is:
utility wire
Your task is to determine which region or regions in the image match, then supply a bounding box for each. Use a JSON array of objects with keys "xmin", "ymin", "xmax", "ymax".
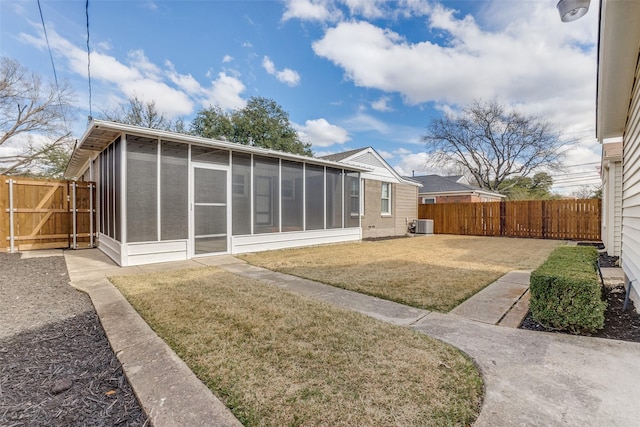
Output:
[
  {"xmin": 36, "ymin": 0, "xmax": 68, "ymax": 130},
  {"xmin": 86, "ymin": 0, "xmax": 93, "ymax": 120}
]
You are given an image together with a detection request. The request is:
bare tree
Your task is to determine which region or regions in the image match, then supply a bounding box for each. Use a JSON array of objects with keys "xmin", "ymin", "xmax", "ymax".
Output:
[
  {"xmin": 0, "ymin": 57, "xmax": 75, "ymax": 177},
  {"xmin": 102, "ymin": 95, "xmax": 180, "ymax": 131},
  {"xmin": 572, "ymin": 185, "xmax": 599, "ymax": 199},
  {"xmin": 423, "ymin": 99, "xmax": 565, "ymax": 191}
]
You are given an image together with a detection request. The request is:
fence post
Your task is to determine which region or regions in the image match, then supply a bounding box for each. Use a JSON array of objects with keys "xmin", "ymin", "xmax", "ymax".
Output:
[
  {"xmin": 8, "ymin": 178, "xmax": 15, "ymax": 253},
  {"xmin": 500, "ymin": 200, "xmax": 506, "ymax": 236},
  {"xmin": 72, "ymin": 181, "xmax": 77, "ymax": 250}
]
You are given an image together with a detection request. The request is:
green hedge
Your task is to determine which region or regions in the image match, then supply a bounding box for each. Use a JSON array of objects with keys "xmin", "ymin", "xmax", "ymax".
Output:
[{"xmin": 529, "ymin": 246, "xmax": 606, "ymax": 333}]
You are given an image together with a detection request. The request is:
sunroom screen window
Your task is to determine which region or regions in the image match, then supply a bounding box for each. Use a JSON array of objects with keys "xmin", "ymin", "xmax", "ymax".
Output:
[
  {"xmin": 344, "ymin": 171, "xmax": 359, "ymax": 228},
  {"xmin": 232, "ymin": 153, "xmax": 251, "ymax": 235},
  {"xmin": 161, "ymin": 141, "xmax": 188, "ymax": 240},
  {"xmin": 305, "ymin": 164, "xmax": 324, "ymax": 230},
  {"xmin": 253, "ymin": 156, "xmax": 279, "ymax": 234},
  {"xmin": 127, "ymin": 136, "xmax": 158, "ymax": 242},
  {"xmin": 281, "ymin": 161, "xmax": 303, "ymax": 231},
  {"xmin": 326, "ymin": 168, "xmax": 342, "ymax": 229}
]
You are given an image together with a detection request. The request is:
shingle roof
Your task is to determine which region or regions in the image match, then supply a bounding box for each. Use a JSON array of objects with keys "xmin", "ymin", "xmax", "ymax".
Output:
[
  {"xmin": 318, "ymin": 148, "xmax": 367, "ymax": 162},
  {"xmin": 406, "ymin": 174, "xmax": 503, "ymax": 197}
]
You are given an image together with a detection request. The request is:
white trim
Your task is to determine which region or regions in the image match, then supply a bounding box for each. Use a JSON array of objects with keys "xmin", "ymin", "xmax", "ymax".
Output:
[
  {"xmin": 231, "ymin": 228, "xmax": 360, "ymax": 254},
  {"xmin": 121, "ymin": 133, "xmax": 128, "ymax": 245}
]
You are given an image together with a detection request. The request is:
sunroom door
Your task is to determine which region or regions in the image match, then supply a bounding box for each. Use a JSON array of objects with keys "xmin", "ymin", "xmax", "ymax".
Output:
[{"xmin": 192, "ymin": 165, "xmax": 229, "ymax": 255}]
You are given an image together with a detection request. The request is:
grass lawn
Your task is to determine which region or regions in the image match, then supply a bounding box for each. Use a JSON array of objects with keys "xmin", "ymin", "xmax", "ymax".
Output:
[
  {"xmin": 111, "ymin": 267, "xmax": 483, "ymax": 426},
  {"xmin": 240, "ymin": 235, "xmax": 563, "ymax": 312}
]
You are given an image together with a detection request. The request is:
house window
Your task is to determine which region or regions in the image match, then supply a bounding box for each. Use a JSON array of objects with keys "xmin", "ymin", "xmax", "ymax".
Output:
[
  {"xmin": 422, "ymin": 197, "xmax": 435, "ymax": 204},
  {"xmin": 381, "ymin": 182, "xmax": 391, "ymax": 215}
]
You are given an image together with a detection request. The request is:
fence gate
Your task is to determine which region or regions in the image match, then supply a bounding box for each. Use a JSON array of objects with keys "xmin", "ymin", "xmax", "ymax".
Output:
[{"xmin": 1, "ymin": 175, "xmax": 96, "ymax": 252}]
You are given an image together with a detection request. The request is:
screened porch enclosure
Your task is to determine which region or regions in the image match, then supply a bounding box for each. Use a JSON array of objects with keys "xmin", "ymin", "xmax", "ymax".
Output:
[{"xmin": 95, "ymin": 131, "xmax": 362, "ymax": 266}]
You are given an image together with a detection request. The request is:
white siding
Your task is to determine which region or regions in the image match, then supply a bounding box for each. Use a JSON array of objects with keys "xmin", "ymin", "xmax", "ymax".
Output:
[
  {"xmin": 614, "ymin": 162, "xmax": 623, "ymax": 256},
  {"xmin": 621, "ymin": 59, "xmax": 640, "ymax": 307},
  {"xmin": 348, "ymin": 151, "xmax": 404, "ymax": 183}
]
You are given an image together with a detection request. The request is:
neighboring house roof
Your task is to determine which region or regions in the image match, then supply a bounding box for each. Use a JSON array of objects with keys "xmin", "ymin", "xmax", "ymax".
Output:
[
  {"xmin": 65, "ymin": 120, "xmax": 371, "ymax": 179},
  {"xmin": 319, "ymin": 147, "xmax": 421, "ymax": 187},
  {"xmin": 597, "ymin": 0, "xmax": 640, "ymax": 140},
  {"xmin": 407, "ymin": 174, "xmax": 505, "ymax": 198}
]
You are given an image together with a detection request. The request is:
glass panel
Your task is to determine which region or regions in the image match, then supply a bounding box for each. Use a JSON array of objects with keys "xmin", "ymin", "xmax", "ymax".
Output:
[
  {"xmin": 161, "ymin": 141, "xmax": 188, "ymax": 240},
  {"xmin": 127, "ymin": 135, "xmax": 158, "ymax": 242},
  {"xmin": 232, "ymin": 153, "xmax": 251, "ymax": 235},
  {"xmin": 281, "ymin": 161, "xmax": 303, "ymax": 231},
  {"xmin": 195, "ymin": 168, "xmax": 227, "ymax": 204},
  {"xmin": 191, "ymin": 145, "xmax": 229, "ymax": 165},
  {"xmin": 381, "ymin": 183, "xmax": 391, "ymax": 214},
  {"xmin": 253, "ymin": 156, "xmax": 279, "ymax": 234},
  {"xmin": 305, "ymin": 164, "xmax": 324, "ymax": 230},
  {"xmin": 195, "ymin": 236, "xmax": 227, "ymax": 254},
  {"xmin": 344, "ymin": 171, "xmax": 359, "ymax": 228},
  {"xmin": 326, "ymin": 168, "xmax": 342, "ymax": 229},
  {"xmin": 195, "ymin": 205, "xmax": 226, "ymax": 236}
]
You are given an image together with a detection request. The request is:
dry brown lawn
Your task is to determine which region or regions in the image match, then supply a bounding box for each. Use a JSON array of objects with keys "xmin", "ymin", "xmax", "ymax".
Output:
[
  {"xmin": 111, "ymin": 267, "xmax": 483, "ymax": 427},
  {"xmin": 240, "ymin": 235, "xmax": 563, "ymax": 312}
]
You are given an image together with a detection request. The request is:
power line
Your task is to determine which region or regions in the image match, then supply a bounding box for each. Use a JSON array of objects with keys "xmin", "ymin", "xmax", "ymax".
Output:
[
  {"xmin": 86, "ymin": 0, "xmax": 92, "ymax": 119},
  {"xmin": 36, "ymin": 0, "xmax": 68, "ymax": 130}
]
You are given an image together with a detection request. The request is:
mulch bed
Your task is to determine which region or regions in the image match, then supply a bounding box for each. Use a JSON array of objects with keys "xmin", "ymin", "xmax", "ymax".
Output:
[
  {"xmin": 520, "ymin": 251, "xmax": 640, "ymax": 343},
  {"xmin": 0, "ymin": 253, "xmax": 148, "ymax": 426}
]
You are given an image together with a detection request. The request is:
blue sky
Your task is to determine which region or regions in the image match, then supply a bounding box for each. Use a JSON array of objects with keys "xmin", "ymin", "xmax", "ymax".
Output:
[{"xmin": 0, "ymin": 0, "xmax": 601, "ymax": 193}]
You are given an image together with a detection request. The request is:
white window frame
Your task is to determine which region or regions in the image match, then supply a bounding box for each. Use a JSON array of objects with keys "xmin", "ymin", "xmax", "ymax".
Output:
[
  {"xmin": 422, "ymin": 197, "xmax": 436, "ymax": 204},
  {"xmin": 381, "ymin": 182, "xmax": 391, "ymax": 215}
]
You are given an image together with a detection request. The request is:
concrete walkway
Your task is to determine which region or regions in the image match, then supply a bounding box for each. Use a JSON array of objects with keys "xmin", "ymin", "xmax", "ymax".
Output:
[{"xmin": 64, "ymin": 249, "xmax": 640, "ymax": 426}]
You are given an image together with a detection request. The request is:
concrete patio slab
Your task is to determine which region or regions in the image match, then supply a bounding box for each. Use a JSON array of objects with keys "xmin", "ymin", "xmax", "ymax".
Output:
[{"xmin": 413, "ymin": 312, "xmax": 640, "ymax": 427}]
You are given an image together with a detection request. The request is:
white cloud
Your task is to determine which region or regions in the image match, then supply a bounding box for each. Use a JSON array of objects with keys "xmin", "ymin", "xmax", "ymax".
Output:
[
  {"xmin": 371, "ymin": 96, "xmax": 393, "ymax": 112},
  {"xmin": 222, "ymin": 55, "xmax": 233, "ymax": 63},
  {"xmin": 343, "ymin": 112, "xmax": 390, "ymax": 134},
  {"xmin": 282, "ymin": 0, "xmax": 342, "ymax": 22},
  {"xmin": 262, "ymin": 56, "xmax": 301, "ymax": 87},
  {"xmin": 311, "ymin": 2, "xmax": 597, "ymax": 136},
  {"xmin": 294, "ymin": 118, "xmax": 350, "ymax": 147},
  {"xmin": 19, "ymin": 25, "xmax": 248, "ymax": 116},
  {"xmin": 203, "ymin": 72, "xmax": 247, "ymax": 110},
  {"xmin": 377, "ymin": 149, "xmax": 393, "ymax": 159},
  {"xmin": 391, "ymin": 151, "xmax": 441, "ymax": 177}
]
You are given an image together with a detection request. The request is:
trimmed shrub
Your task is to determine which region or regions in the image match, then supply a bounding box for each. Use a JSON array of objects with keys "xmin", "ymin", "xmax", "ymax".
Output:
[{"xmin": 529, "ymin": 246, "xmax": 606, "ymax": 333}]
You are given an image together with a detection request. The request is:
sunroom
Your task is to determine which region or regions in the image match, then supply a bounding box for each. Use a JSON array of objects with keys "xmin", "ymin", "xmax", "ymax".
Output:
[{"xmin": 65, "ymin": 120, "xmax": 365, "ymax": 266}]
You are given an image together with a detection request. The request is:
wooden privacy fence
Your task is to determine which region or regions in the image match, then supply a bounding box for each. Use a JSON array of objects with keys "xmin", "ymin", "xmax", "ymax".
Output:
[
  {"xmin": 0, "ymin": 175, "xmax": 96, "ymax": 252},
  {"xmin": 418, "ymin": 199, "xmax": 601, "ymax": 241}
]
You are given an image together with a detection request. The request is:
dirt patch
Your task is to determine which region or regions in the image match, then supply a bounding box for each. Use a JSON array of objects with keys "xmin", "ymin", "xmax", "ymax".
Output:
[{"xmin": 0, "ymin": 252, "xmax": 148, "ymax": 426}]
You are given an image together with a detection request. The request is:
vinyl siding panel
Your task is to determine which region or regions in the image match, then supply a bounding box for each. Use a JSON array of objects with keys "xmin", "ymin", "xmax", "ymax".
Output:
[
  {"xmin": 621, "ymin": 57, "xmax": 640, "ymax": 306},
  {"xmin": 394, "ymin": 184, "xmax": 418, "ymax": 232}
]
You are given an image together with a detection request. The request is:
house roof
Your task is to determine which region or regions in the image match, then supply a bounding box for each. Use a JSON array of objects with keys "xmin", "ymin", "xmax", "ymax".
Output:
[
  {"xmin": 319, "ymin": 147, "xmax": 421, "ymax": 187},
  {"xmin": 65, "ymin": 120, "xmax": 371, "ymax": 179},
  {"xmin": 407, "ymin": 174, "xmax": 505, "ymax": 198},
  {"xmin": 596, "ymin": 0, "xmax": 640, "ymax": 140},
  {"xmin": 320, "ymin": 148, "xmax": 367, "ymax": 163}
]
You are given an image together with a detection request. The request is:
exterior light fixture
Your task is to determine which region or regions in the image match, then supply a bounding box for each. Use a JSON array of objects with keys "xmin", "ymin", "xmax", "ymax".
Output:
[{"xmin": 557, "ymin": 0, "xmax": 590, "ymax": 22}]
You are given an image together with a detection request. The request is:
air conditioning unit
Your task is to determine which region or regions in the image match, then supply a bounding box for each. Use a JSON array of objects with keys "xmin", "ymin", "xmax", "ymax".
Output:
[{"xmin": 415, "ymin": 219, "xmax": 433, "ymax": 234}]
